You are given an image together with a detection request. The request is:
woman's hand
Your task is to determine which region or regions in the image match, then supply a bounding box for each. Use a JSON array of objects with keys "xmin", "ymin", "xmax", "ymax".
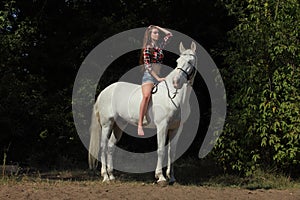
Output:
[
  {"xmin": 148, "ymin": 25, "xmax": 155, "ymax": 29},
  {"xmin": 157, "ymin": 77, "xmax": 166, "ymax": 82}
]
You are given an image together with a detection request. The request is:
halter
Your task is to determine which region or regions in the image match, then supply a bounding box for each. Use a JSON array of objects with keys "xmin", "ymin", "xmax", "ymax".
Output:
[
  {"xmin": 176, "ymin": 53, "xmax": 197, "ymax": 83},
  {"xmin": 177, "ymin": 67, "xmax": 196, "ymax": 82},
  {"xmin": 164, "ymin": 53, "xmax": 197, "ymax": 107}
]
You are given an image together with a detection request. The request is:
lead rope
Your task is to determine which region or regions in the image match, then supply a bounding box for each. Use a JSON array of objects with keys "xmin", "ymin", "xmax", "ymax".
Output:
[
  {"xmin": 164, "ymin": 80, "xmax": 177, "ymax": 99},
  {"xmin": 163, "ymin": 80, "xmax": 179, "ymax": 108}
]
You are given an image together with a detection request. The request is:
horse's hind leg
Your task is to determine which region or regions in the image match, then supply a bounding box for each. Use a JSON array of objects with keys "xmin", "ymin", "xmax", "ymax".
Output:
[
  {"xmin": 107, "ymin": 124, "xmax": 123, "ymax": 181},
  {"xmin": 100, "ymin": 120, "xmax": 113, "ymax": 182}
]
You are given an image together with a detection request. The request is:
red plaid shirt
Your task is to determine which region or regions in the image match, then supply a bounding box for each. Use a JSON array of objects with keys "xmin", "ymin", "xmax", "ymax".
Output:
[{"xmin": 143, "ymin": 33, "xmax": 172, "ymax": 71}]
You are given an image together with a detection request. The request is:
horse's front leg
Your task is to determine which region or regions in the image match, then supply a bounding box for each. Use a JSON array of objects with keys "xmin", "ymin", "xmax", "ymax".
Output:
[
  {"xmin": 155, "ymin": 121, "xmax": 168, "ymax": 183},
  {"xmin": 167, "ymin": 125, "xmax": 182, "ymax": 184}
]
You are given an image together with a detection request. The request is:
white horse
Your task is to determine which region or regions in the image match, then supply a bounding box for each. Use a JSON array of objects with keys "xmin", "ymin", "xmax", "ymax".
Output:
[{"xmin": 88, "ymin": 41, "xmax": 197, "ymax": 184}]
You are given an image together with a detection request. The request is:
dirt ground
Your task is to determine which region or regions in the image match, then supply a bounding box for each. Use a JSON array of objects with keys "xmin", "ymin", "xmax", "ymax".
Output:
[{"xmin": 1, "ymin": 179, "xmax": 299, "ymax": 200}]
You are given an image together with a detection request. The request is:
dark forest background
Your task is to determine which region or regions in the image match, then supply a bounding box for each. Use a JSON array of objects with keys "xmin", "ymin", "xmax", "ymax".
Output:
[{"xmin": 0, "ymin": 0, "xmax": 299, "ymax": 177}]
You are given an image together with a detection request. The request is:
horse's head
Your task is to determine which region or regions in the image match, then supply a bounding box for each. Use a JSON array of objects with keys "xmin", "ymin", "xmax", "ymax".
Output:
[{"xmin": 173, "ymin": 41, "xmax": 197, "ymax": 89}]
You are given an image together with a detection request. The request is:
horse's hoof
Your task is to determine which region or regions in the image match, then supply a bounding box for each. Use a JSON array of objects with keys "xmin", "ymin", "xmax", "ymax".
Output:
[
  {"xmin": 109, "ymin": 175, "xmax": 116, "ymax": 181},
  {"xmin": 168, "ymin": 178, "xmax": 176, "ymax": 185},
  {"xmin": 102, "ymin": 176, "xmax": 110, "ymax": 183},
  {"xmin": 109, "ymin": 178, "xmax": 116, "ymax": 182},
  {"xmin": 168, "ymin": 180, "xmax": 177, "ymax": 186},
  {"xmin": 157, "ymin": 180, "xmax": 168, "ymax": 187}
]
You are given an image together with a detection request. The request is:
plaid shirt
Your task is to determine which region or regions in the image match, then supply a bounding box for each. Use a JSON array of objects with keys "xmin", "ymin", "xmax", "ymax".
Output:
[{"xmin": 143, "ymin": 33, "xmax": 172, "ymax": 72}]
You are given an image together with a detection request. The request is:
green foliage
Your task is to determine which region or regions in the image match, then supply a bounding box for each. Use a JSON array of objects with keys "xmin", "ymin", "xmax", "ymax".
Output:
[
  {"xmin": 0, "ymin": 0, "xmax": 80, "ymax": 167},
  {"xmin": 214, "ymin": 0, "xmax": 300, "ymax": 175},
  {"xmin": 0, "ymin": 0, "xmax": 42, "ymax": 160},
  {"xmin": 0, "ymin": 0, "xmax": 230, "ymax": 170}
]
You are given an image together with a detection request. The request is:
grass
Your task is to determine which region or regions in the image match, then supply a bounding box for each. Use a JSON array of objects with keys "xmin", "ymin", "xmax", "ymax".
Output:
[
  {"xmin": 204, "ymin": 172, "xmax": 299, "ymax": 190},
  {"xmin": 172, "ymin": 157, "xmax": 300, "ymax": 189},
  {"xmin": 1, "ymin": 157, "xmax": 299, "ymax": 190},
  {"xmin": 241, "ymin": 169, "xmax": 300, "ymax": 190}
]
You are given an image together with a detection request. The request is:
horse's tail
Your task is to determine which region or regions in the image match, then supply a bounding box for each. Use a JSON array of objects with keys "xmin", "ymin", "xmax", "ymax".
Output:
[{"xmin": 88, "ymin": 103, "xmax": 101, "ymax": 170}]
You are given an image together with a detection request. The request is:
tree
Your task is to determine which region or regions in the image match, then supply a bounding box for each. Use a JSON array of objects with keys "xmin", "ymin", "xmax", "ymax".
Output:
[
  {"xmin": 0, "ymin": 0, "xmax": 233, "ymax": 169},
  {"xmin": 214, "ymin": 0, "xmax": 300, "ymax": 175},
  {"xmin": 0, "ymin": 0, "xmax": 45, "ymax": 162}
]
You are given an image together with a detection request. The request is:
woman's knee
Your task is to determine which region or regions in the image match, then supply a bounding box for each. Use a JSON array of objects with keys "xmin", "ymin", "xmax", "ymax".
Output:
[
  {"xmin": 143, "ymin": 93, "xmax": 151, "ymax": 101},
  {"xmin": 141, "ymin": 83, "xmax": 153, "ymax": 101}
]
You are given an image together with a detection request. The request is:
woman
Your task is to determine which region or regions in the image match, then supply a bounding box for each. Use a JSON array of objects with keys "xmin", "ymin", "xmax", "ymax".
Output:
[{"xmin": 138, "ymin": 25, "xmax": 173, "ymax": 136}]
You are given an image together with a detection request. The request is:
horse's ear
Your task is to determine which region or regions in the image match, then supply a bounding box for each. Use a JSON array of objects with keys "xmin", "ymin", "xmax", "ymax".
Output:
[
  {"xmin": 179, "ymin": 42, "xmax": 185, "ymax": 54},
  {"xmin": 191, "ymin": 41, "xmax": 196, "ymax": 53}
]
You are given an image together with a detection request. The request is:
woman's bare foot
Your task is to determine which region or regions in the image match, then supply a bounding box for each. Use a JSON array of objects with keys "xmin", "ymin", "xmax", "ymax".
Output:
[{"xmin": 138, "ymin": 125, "xmax": 144, "ymax": 136}]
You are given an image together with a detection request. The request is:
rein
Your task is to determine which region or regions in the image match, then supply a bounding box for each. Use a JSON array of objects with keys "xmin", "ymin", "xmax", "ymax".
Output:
[
  {"xmin": 164, "ymin": 80, "xmax": 177, "ymax": 99},
  {"xmin": 152, "ymin": 53, "xmax": 197, "ymax": 108},
  {"xmin": 164, "ymin": 80, "xmax": 179, "ymax": 108},
  {"xmin": 151, "ymin": 83, "xmax": 158, "ymax": 94},
  {"xmin": 150, "ymin": 81, "xmax": 178, "ymax": 108}
]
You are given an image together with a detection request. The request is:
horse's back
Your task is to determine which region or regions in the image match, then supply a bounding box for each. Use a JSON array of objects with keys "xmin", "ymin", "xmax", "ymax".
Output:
[
  {"xmin": 97, "ymin": 82, "xmax": 142, "ymax": 123},
  {"xmin": 98, "ymin": 82, "xmax": 140, "ymax": 102}
]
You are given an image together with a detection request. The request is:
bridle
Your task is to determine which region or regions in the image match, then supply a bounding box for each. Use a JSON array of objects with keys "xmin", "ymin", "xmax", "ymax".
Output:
[
  {"xmin": 163, "ymin": 53, "xmax": 197, "ymax": 107},
  {"xmin": 177, "ymin": 67, "xmax": 196, "ymax": 82},
  {"xmin": 176, "ymin": 53, "xmax": 197, "ymax": 84}
]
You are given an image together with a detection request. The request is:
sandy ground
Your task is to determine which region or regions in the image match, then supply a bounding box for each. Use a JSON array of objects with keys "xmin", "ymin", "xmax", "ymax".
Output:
[
  {"xmin": 1, "ymin": 180, "xmax": 299, "ymax": 200},
  {"xmin": 0, "ymin": 169, "xmax": 299, "ymax": 200}
]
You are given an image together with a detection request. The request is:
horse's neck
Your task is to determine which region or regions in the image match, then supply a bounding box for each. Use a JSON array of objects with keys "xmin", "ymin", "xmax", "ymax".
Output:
[{"xmin": 165, "ymin": 69, "xmax": 177, "ymax": 82}]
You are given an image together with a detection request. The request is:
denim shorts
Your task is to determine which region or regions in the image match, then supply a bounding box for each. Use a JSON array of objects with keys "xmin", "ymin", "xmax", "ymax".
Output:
[{"xmin": 142, "ymin": 71, "xmax": 158, "ymax": 84}]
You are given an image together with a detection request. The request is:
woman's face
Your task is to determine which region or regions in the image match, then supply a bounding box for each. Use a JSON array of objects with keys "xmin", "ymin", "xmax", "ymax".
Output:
[{"xmin": 150, "ymin": 28, "xmax": 159, "ymax": 41}]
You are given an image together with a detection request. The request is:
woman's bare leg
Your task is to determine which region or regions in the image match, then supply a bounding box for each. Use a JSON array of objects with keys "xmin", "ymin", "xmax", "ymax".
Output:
[{"xmin": 138, "ymin": 82, "xmax": 154, "ymax": 136}]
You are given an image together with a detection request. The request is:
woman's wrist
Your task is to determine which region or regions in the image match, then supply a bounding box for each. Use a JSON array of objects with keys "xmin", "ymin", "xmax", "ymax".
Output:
[
  {"xmin": 150, "ymin": 71, "xmax": 160, "ymax": 81},
  {"xmin": 157, "ymin": 77, "xmax": 166, "ymax": 82}
]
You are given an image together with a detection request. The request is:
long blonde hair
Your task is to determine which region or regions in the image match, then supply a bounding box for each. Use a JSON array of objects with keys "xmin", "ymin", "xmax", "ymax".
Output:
[{"xmin": 139, "ymin": 26, "xmax": 157, "ymax": 66}]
